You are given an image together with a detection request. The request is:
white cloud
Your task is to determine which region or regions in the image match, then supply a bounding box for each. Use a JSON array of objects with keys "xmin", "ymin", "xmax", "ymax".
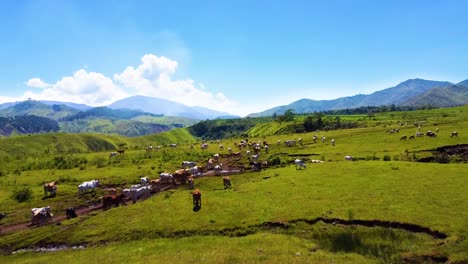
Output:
[
  {"xmin": 24, "ymin": 70, "xmax": 129, "ymax": 106},
  {"xmin": 18, "ymin": 54, "xmax": 238, "ymax": 113},
  {"xmin": 26, "ymin": 78, "xmax": 50, "ymax": 88},
  {"xmin": 114, "ymin": 54, "xmax": 235, "ymax": 110}
]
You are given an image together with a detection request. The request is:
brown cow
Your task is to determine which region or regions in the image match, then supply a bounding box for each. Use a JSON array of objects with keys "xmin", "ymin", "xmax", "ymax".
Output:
[
  {"xmin": 102, "ymin": 194, "xmax": 127, "ymax": 211},
  {"xmin": 223, "ymin": 176, "xmax": 231, "ymax": 189},
  {"xmin": 451, "ymin": 131, "xmax": 458, "ymax": 137},
  {"xmin": 43, "ymin": 181, "xmax": 57, "ymax": 196},
  {"xmin": 173, "ymin": 169, "xmax": 190, "ymax": 185},
  {"xmin": 409, "ymin": 135, "xmax": 415, "ymax": 140},
  {"xmin": 192, "ymin": 189, "xmax": 202, "ymax": 207},
  {"xmin": 400, "ymin": 135, "xmax": 407, "ymax": 140}
]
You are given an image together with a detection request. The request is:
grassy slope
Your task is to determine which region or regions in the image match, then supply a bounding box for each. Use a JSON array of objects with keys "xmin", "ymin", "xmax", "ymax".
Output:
[{"xmin": 0, "ymin": 106, "xmax": 467, "ymax": 263}]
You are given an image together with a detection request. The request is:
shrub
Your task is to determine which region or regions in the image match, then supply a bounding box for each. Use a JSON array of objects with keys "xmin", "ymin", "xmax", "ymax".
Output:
[{"xmin": 12, "ymin": 186, "xmax": 33, "ymax": 202}]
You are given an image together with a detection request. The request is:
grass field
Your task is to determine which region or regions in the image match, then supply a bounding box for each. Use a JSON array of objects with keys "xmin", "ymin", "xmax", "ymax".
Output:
[{"xmin": 0, "ymin": 106, "xmax": 467, "ymax": 263}]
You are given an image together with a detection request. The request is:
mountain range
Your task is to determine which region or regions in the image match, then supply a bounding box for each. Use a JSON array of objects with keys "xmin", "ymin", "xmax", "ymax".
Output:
[
  {"xmin": 0, "ymin": 78, "xmax": 466, "ymax": 136},
  {"xmin": 107, "ymin": 95, "xmax": 236, "ymax": 120},
  {"xmin": 248, "ymin": 79, "xmax": 468, "ymax": 117}
]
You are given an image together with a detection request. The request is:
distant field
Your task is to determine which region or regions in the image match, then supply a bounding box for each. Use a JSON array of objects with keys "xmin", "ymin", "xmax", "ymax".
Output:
[{"xmin": 0, "ymin": 106, "xmax": 467, "ymax": 263}]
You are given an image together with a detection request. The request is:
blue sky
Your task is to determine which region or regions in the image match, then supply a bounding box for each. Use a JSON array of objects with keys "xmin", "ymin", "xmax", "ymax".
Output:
[{"xmin": 0, "ymin": 0, "xmax": 467, "ymax": 116}]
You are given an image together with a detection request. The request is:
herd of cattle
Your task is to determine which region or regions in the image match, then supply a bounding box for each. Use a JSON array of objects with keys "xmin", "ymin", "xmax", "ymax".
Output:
[
  {"xmin": 2, "ymin": 126, "xmax": 460, "ymax": 228},
  {"xmin": 386, "ymin": 125, "xmax": 459, "ymax": 141}
]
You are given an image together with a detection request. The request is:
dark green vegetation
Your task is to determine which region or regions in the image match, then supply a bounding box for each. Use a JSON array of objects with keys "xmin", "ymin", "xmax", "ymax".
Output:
[
  {"xmin": 0, "ymin": 101, "xmax": 198, "ymax": 137},
  {"xmin": 0, "ymin": 116, "xmax": 59, "ymax": 136},
  {"xmin": 0, "ymin": 106, "xmax": 467, "ymax": 263}
]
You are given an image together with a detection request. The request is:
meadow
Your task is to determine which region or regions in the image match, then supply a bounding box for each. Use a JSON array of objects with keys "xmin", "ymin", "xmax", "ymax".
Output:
[{"xmin": 0, "ymin": 106, "xmax": 467, "ymax": 263}]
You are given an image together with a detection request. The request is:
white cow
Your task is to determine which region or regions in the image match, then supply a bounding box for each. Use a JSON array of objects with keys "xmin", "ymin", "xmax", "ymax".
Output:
[
  {"xmin": 169, "ymin": 143, "xmax": 177, "ymax": 147},
  {"xmin": 214, "ymin": 164, "xmax": 223, "ymax": 175},
  {"xmin": 251, "ymin": 154, "xmax": 259, "ymax": 162},
  {"xmin": 345, "ymin": 155, "xmax": 353, "ymax": 161},
  {"xmin": 294, "ymin": 159, "xmax": 307, "ymax": 169},
  {"xmin": 124, "ymin": 185, "xmax": 151, "ymax": 203},
  {"xmin": 201, "ymin": 143, "xmax": 209, "ymax": 150},
  {"xmin": 78, "ymin": 180, "xmax": 99, "ymax": 194},
  {"xmin": 31, "ymin": 206, "xmax": 53, "ymax": 226},
  {"xmin": 219, "ymin": 145, "xmax": 224, "ymax": 151},
  {"xmin": 182, "ymin": 161, "xmax": 196, "ymax": 168},
  {"xmin": 213, "ymin": 153, "xmax": 220, "ymax": 161},
  {"xmin": 159, "ymin": 173, "xmax": 173, "ymax": 184},
  {"xmin": 331, "ymin": 139, "xmax": 335, "ymax": 146},
  {"xmin": 321, "ymin": 136, "xmax": 326, "ymax": 143},
  {"xmin": 140, "ymin": 177, "xmax": 149, "ymax": 185},
  {"xmin": 207, "ymin": 158, "xmax": 214, "ymax": 170},
  {"xmin": 189, "ymin": 166, "xmax": 200, "ymax": 176}
]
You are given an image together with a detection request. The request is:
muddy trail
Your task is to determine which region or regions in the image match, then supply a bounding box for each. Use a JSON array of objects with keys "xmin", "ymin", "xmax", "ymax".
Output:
[{"xmin": 418, "ymin": 144, "xmax": 468, "ymax": 163}]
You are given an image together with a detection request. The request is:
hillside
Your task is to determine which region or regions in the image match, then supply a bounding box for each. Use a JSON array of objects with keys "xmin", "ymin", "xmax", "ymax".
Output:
[
  {"xmin": 0, "ymin": 102, "xmax": 198, "ymax": 137},
  {"xmin": 403, "ymin": 84, "xmax": 468, "ymax": 107},
  {"xmin": 0, "ymin": 106, "xmax": 467, "ymax": 263},
  {"xmin": 0, "ymin": 101, "xmax": 80, "ymax": 120},
  {"xmin": 0, "ymin": 128, "xmax": 196, "ymax": 158},
  {"xmin": 249, "ymin": 79, "xmax": 456, "ymax": 117},
  {"xmin": 0, "ymin": 115, "xmax": 60, "ymax": 136}
]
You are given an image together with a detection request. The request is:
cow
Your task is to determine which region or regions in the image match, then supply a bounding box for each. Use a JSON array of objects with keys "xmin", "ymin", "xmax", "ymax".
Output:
[
  {"xmin": 213, "ymin": 153, "xmax": 220, "ymax": 162},
  {"xmin": 192, "ymin": 189, "xmax": 202, "ymax": 208},
  {"xmin": 141, "ymin": 176, "xmax": 149, "ymax": 185},
  {"xmin": 102, "ymin": 194, "xmax": 127, "ymax": 210},
  {"xmin": 223, "ymin": 176, "xmax": 231, "ymax": 189},
  {"xmin": 123, "ymin": 186, "xmax": 151, "ymax": 203},
  {"xmin": 78, "ymin": 180, "xmax": 99, "ymax": 194},
  {"xmin": 294, "ymin": 159, "xmax": 306, "ymax": 169},
  {"xmin": 298, "ymin": 138, "xmax": 303, "ymax": 145},
  {"xmin": 331, "ymin": 139, "xmax": 335, "ymax": 146},
  {"xmin": 409, "ymin": 135, "xmax": 415, "ymax": 140},
  {"xmin": 173, "ymin": 169, "xmax": 191, "ymax": 184},
  {"xmin": 228, "ymin": 147, "xmax": 232, "ymax": 155},
  {"xmin": 284, "ymin": 140, "xmax": 296, "ymax": 147},
  {"xmin": 416, "ymin": 132, "xmax": 424, "ymax": 137},
  {"xmin": 109, "ymin": 152, "xmax": 118, "ymax": 158},
  {"xmin": 451, "ymin": 131, "xmax": 458, "ymax": 137},
  {"xmin": 400, "ymin": 135, "xmax": 407, "ymax": 140},
  {"xmin": 214, "ymin": 164, "xmax": 223, "ymax": 175},
  {"xmin": 321, "ymin": 136, "xmax": 326, "ymax": 143},
  {"xmin": 264, "ymin": 145, "xmax": 269, "ymax": 154},
  {"xmin": 277, "ymin": 139, "xmax": 281, "ymax": 145},
  {"xmin": 251, "ymin": 154, "xmax": 259, "ymax": 162},
  {"xmin": 313, "ymin": 135, "xmax": 318, "ymax": 143},
  {"xmin": 426, "ymin": 131, "xmax": 437, "ymax": 137},
  {"xmin": 345, "ymin": 155, "xmax": 353, "ymax": 161},
  {"xmin": 182, "ymin": 161, "xmax": 196, "ymax": 168},
  {"xmin": 43, "ymin": 181, "xmax": 57, "ymax": 196},
  {"xmin": 159, "ymin": 173, "xmax": 174, "ymax": 184},
  {"xmin": 188, "ymin": 166, "xmax": 200, "ymax": 176},
  {"xmin": 219, "ymin": 145, "xmax": 224, "ymax": 151},
  {"xmin": 206, "ymin": 158, "xmax": 214, "ymax": 170},
  {"xmin": 187, "ymin": 177, "xmax": 194, "ymax": 189},
  {"xmin": 65, "ymin": 207, "xmax": 77, "ymax": 219},
  {"xmin": 0, "ymin": 212, "xmax": 5, "ymax": 221},
  {"xmin": 169, "ymin": 143, "xmax": 177, "ymax": 147},
  {"xmin": 201, "ymin": 143, "xmax": 208, "ymax": 150},
  {"xmin": 31, "ymin": 206, "xmax": 53, "ymax": 226}
]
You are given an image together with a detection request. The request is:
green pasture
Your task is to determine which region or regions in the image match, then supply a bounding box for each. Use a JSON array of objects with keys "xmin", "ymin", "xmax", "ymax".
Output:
[{"xmin": 0, "ymin": 106, "xmax": 467, "ymax": 263}]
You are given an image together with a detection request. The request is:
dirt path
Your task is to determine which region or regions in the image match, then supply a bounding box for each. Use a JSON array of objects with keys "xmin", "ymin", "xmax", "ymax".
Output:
[
  {"xmin": 0, "ymin": 169, "xmax": 243, "ymax": 235},
  {"xmin": 0, "ymin": 205, "xmax": 103, "ymax": 234}
]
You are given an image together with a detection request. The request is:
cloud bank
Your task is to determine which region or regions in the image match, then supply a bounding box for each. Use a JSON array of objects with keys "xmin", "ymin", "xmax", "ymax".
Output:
[{"xmin": 20, "ymin": 54, "xmax": 235, "ymax": 112}]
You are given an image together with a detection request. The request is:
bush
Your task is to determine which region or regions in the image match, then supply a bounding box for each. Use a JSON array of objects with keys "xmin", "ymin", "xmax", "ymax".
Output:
[
  {"xmin": 383, "ymin": 155, "xmax": 391, "ymax": 161},
  {"xmin": 12, "ymin": 186, "xmax": 33, "ymax": 202}
]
